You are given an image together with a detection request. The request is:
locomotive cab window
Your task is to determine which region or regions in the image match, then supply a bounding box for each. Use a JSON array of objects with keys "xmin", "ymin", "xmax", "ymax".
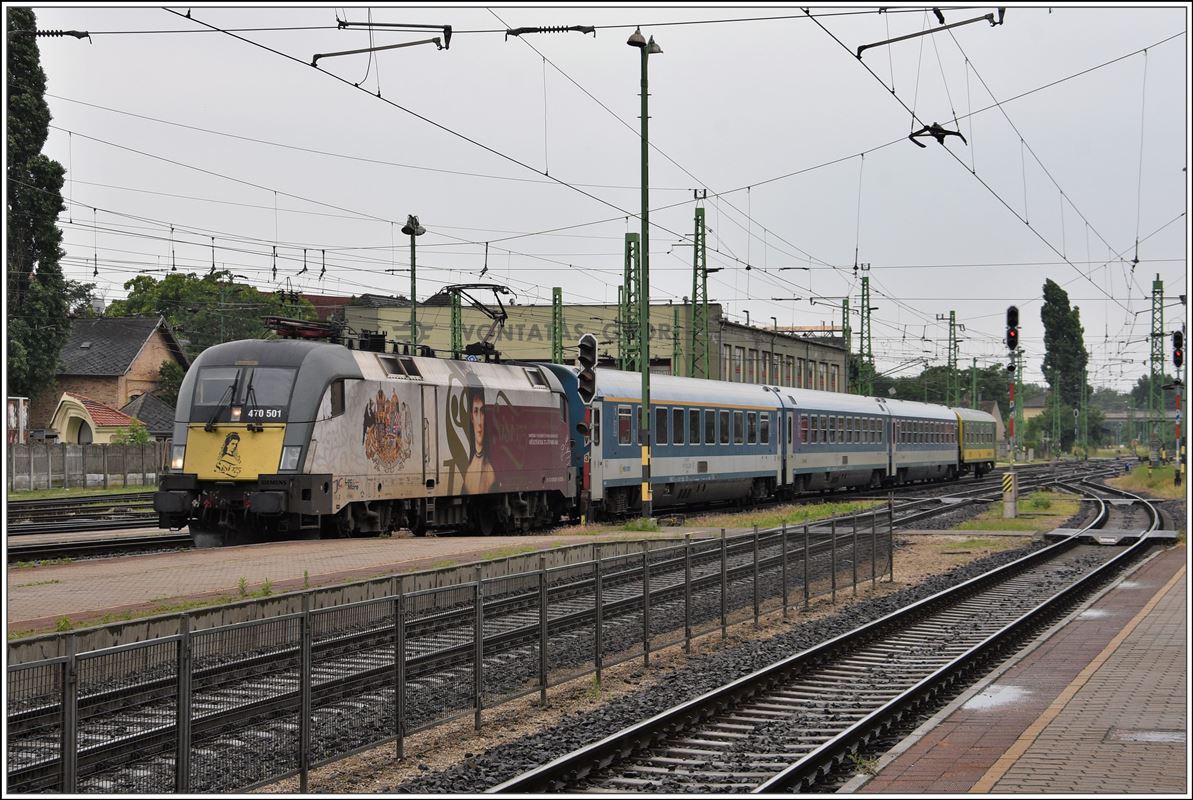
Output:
[{"xmin": 524, "ymin": 368, "xmax": 548, "ymax": 388}]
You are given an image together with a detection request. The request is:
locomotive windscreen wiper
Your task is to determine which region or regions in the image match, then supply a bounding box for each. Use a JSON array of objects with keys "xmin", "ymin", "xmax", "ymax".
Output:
[
  {"xmin": 204, "ymin": 371, "xmax": 240, "ymax": 432},
  {"xmin": 243, "ymin": 369, "xmax": 264, "ymax": 432}
]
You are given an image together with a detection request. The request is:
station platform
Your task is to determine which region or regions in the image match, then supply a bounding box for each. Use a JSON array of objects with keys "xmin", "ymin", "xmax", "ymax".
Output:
[{"xmin": 847, "ymin": 541, "xmax": 1187, "ymax": 795}]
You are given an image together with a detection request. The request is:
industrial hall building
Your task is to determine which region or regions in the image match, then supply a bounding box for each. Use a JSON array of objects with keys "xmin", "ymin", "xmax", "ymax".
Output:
[{"xmin": 344, "ymin": 297, "xmax": 851, "ymax": 393}]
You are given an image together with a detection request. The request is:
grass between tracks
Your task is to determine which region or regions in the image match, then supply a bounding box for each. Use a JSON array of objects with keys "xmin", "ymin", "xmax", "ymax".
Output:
[
  {"xmin": 1107, "ymin": 464, "xmax": 1186, "ymax": 500},
  {"xmin": 957, "ymin": 490, "xmax": 1080, "ymax": 533},
  {"xmin": 7, "ymin": 485, "xmax": 154, "ymax": 502}
]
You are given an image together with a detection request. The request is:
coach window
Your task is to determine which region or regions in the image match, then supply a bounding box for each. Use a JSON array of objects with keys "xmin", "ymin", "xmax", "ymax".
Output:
[
  {"xmin": 673, "ymin": 408, "xmax": 685, "ymax": 445},
  {"xmin": 655, "ymin": 407, "xmax": 669, "ymax": 446},
  {"xmin": 761, "ymin": 413, "xmax": 770, "ymax": 445},
  {"xmin": 819, "ymin": 414, "xmax": 828, "ymax": 444},
  {"xmin": 618, "ymin": 406, "xmax": 632, "ymax": 445},
  {"xmin": 705, "ymin": 410, "xmax": 716, "ymax": 444},
  {"xmin": 827, "ymin": 415, "xmax": 836, "ymax": 444},
  {"xmin": 592, "ymin": 408, "xmax": 601, "ymax": 446},
  {"xmin": 747, "ymin": 412, "xmax": 757, "ymax": 445},
  {"xmin": 689, "ymin": 409, "xmax": 700, "ymax": 445},
  {"xmin": 733, "ymin": 411, "xmax": 744, "ymax": 444},
  {"xmin": 719, "ymin": 410, "xmax": 730, "ymax": 444},
  {"xmin": 800, "ymin": 415, "xmax": 809, "ymax": 444}
]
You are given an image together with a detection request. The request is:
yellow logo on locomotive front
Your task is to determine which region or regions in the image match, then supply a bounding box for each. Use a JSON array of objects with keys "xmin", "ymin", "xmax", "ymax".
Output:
[{"xmin": 184, "ymin": 424, "xmax": 286, "ymax": 480}]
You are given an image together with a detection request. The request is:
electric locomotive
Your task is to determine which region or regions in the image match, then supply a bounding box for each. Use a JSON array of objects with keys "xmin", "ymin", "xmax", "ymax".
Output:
[{"xmin": 155, "ymin": 336, "xmax": 578, "ymax": 546}]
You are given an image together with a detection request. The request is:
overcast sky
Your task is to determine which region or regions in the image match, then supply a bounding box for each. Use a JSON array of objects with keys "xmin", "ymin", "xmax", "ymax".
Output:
[{"xmin": 19, "ymin": 2, "xmax": 1190, "ymax": 391}]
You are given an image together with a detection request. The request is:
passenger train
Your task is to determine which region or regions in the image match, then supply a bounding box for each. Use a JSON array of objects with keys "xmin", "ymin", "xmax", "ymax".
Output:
[{"xmin": 154, "ymin": 333, "xmax": 996, "ymax": 546}]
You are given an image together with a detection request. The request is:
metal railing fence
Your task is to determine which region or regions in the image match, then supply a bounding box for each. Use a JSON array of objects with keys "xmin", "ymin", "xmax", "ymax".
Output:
[{"xmin": 6, "ymin": 513, "xmax": 893, "ymax": 794}]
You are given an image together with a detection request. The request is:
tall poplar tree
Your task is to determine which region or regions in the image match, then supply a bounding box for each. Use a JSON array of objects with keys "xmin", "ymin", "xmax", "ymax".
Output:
[
  {"xmin": 7, "ymin": 8, "xmax": 88, "ymax": 400},
  {"xmin": 1040, "ymin": 279, "xmax": 1089, "ymax": 408}
]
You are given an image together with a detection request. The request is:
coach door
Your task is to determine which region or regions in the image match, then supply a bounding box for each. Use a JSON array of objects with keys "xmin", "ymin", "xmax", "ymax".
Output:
[
  {"xmin": 421, "ymin": 385, "xmax": 438, "ymax": 490},
  {"xmin": 784, "ymin": 410, "xmax": 795, "ymax": 486}
]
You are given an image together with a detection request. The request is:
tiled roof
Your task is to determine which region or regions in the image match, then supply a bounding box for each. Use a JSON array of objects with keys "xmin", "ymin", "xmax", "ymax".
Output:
[
  {"xmin": 350, "ymin": 293, "xmax": 410, "ymax": 308},
  {"xmin": 120, "ymin": 392, "xmax": 176, "ymax": 435},
  {"xmin": 69, "ymin": 394, "xmax": 135, "ymax": 427},
  {"xmin": 60, "ymin": 317, "xmax": 188, "ymax": 375}
]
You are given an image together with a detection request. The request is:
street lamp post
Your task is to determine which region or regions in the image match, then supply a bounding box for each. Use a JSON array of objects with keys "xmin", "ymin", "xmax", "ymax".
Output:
[
  {"xmin": 628, "ymin": 27, "xmax": 661, "ymax": 519},
  {"xmin": 402, "ymin": 214, "xmax": 426, "ymax": 350}
]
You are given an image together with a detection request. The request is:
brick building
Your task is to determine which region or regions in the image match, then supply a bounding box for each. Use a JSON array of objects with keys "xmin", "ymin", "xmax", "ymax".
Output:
[{"xmin": 28, "ymin": 316, "xmax": 190, "ymax": 436}]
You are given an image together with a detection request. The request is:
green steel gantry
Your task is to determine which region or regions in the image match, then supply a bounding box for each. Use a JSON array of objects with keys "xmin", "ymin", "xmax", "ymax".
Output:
[
  {"xmin": 858, "ymin": 271, "xmax": 874, "ymax": 396},
  {"xmin": 688, "ymin": 204, "xmax": 710, "ymax": 379},
  {"xmin": 621, "ymin": 233, "xmax": 641, "ymax": 372},
  {"xmin": 1149, "ymin": 275, "xmax": 1164, "ymax": 458},
  {"xmin": 551, "ymin": 287, "xmax": 563, "ymax": 363}
]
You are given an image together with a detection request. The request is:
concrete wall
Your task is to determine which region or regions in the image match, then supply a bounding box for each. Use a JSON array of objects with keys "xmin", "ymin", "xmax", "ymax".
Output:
[{"xmin": 7, "ymin": 442, "xmax": 168, "ymax": 491}]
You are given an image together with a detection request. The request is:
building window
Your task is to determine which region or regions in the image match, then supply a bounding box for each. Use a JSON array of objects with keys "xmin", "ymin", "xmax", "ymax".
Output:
[
  {"xmin": 797, "ymin": 358, "xmax": 806, "ymax": 388},
  {"xmin": 786, "ymin": 356, "xmax": 795, "ymax": 386},
  {"xmin": 734, "ymin": 347, "xmax": 745, "ymax": 383},
  {"xmin": 819, "ymin": 362, "xmax": 828, "ymax": 390},
  {"xmin": 830, "ymin": 364, "xmax": 839, "ymax": 392},
  {"xmin": 723, "ymin": 344, "xmax": 733, "ymax": 380},
  {"xmin": 747, "ymin": 349, "xmax": 757, "ymax": 383}
]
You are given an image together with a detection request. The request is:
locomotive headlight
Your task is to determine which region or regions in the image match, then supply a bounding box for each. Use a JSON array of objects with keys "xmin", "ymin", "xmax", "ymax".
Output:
[
  {"xmin": 170, "ymin": 445, "xmax": 186, "ymax": 471},
  {"xmin": 230, "ymin": 406, "xmax": 242, "ymax": 422},
  {"xmin": 279, "ymin": 446, "xmax": 302, "ymax": 471}
]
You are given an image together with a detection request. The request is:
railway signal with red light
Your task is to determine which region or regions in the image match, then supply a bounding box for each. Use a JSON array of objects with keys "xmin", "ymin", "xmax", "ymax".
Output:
[
  {"xmin": 1175, "ymin": 331, "xmax": 1184, "ymax": 369},
  {"xmin": 577, "ymin": 333, "xmax": 598, "ymax": 405},
  {"xmin": 1005, "ymin": 305, "xmax": 1019, "ymax": 351}
]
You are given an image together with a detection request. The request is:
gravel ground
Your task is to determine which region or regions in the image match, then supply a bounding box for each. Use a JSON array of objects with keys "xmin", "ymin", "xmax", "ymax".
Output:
[{"xmin": 255, "ymin": 533, "xmax": 1043, "ymax": 794}]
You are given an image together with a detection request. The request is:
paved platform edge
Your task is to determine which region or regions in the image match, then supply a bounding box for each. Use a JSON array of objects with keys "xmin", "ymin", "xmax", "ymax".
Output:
[{"xmin": 837, "ymin": 543, "xmax": 1181, "ymax": 793}]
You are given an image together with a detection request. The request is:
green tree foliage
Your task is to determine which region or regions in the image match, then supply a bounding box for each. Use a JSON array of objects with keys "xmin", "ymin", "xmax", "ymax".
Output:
[
  {"xmin": 6, "ymin": 8, "xmax": 92, "ymax": 400},
  {"xmin": 1040, "ymin": 279, "xmax": 1089, "ymax": 408},
  {"xmin": 106, "ymin": 271, "xmax": 315, "ymax": 359},
  {"xmin": 156, "ymin": 361, "xmax": 186, "ymax": 406},
  {"xmin": 111, "ymin": 418, "xmax": 151, "ymax": 445}
]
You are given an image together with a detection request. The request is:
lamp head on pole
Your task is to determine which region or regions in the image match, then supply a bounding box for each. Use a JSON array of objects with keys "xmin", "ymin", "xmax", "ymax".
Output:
[
  {"xmin": 402, "ymin": 214, "xmax": 425, "ymax": 237},
  {"xmin": 646, "ymin": 36, "xmax": 662, "ymax": 54},
  {"xmin": 627, "ymin": 27, "xmax": 646, "ymax": 47}
]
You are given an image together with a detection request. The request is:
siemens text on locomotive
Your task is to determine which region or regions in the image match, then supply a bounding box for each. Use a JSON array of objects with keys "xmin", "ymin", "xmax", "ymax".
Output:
[{"xmin": 155, "ymin": 333, "xmax": 996, "ymax": 547}]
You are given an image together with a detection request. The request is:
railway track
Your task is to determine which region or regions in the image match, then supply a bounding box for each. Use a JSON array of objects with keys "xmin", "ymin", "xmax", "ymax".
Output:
[
  {"xmin": 7, "ymin": 492, "xmax": 158, "ymax": 536},
  {"xmin": 3, "ymin": 461, "xmax": 1131, "ymax": 792},
  {"xmin": 490, "ymin": 485, "xmax": 1161, "ymax": 793}
]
